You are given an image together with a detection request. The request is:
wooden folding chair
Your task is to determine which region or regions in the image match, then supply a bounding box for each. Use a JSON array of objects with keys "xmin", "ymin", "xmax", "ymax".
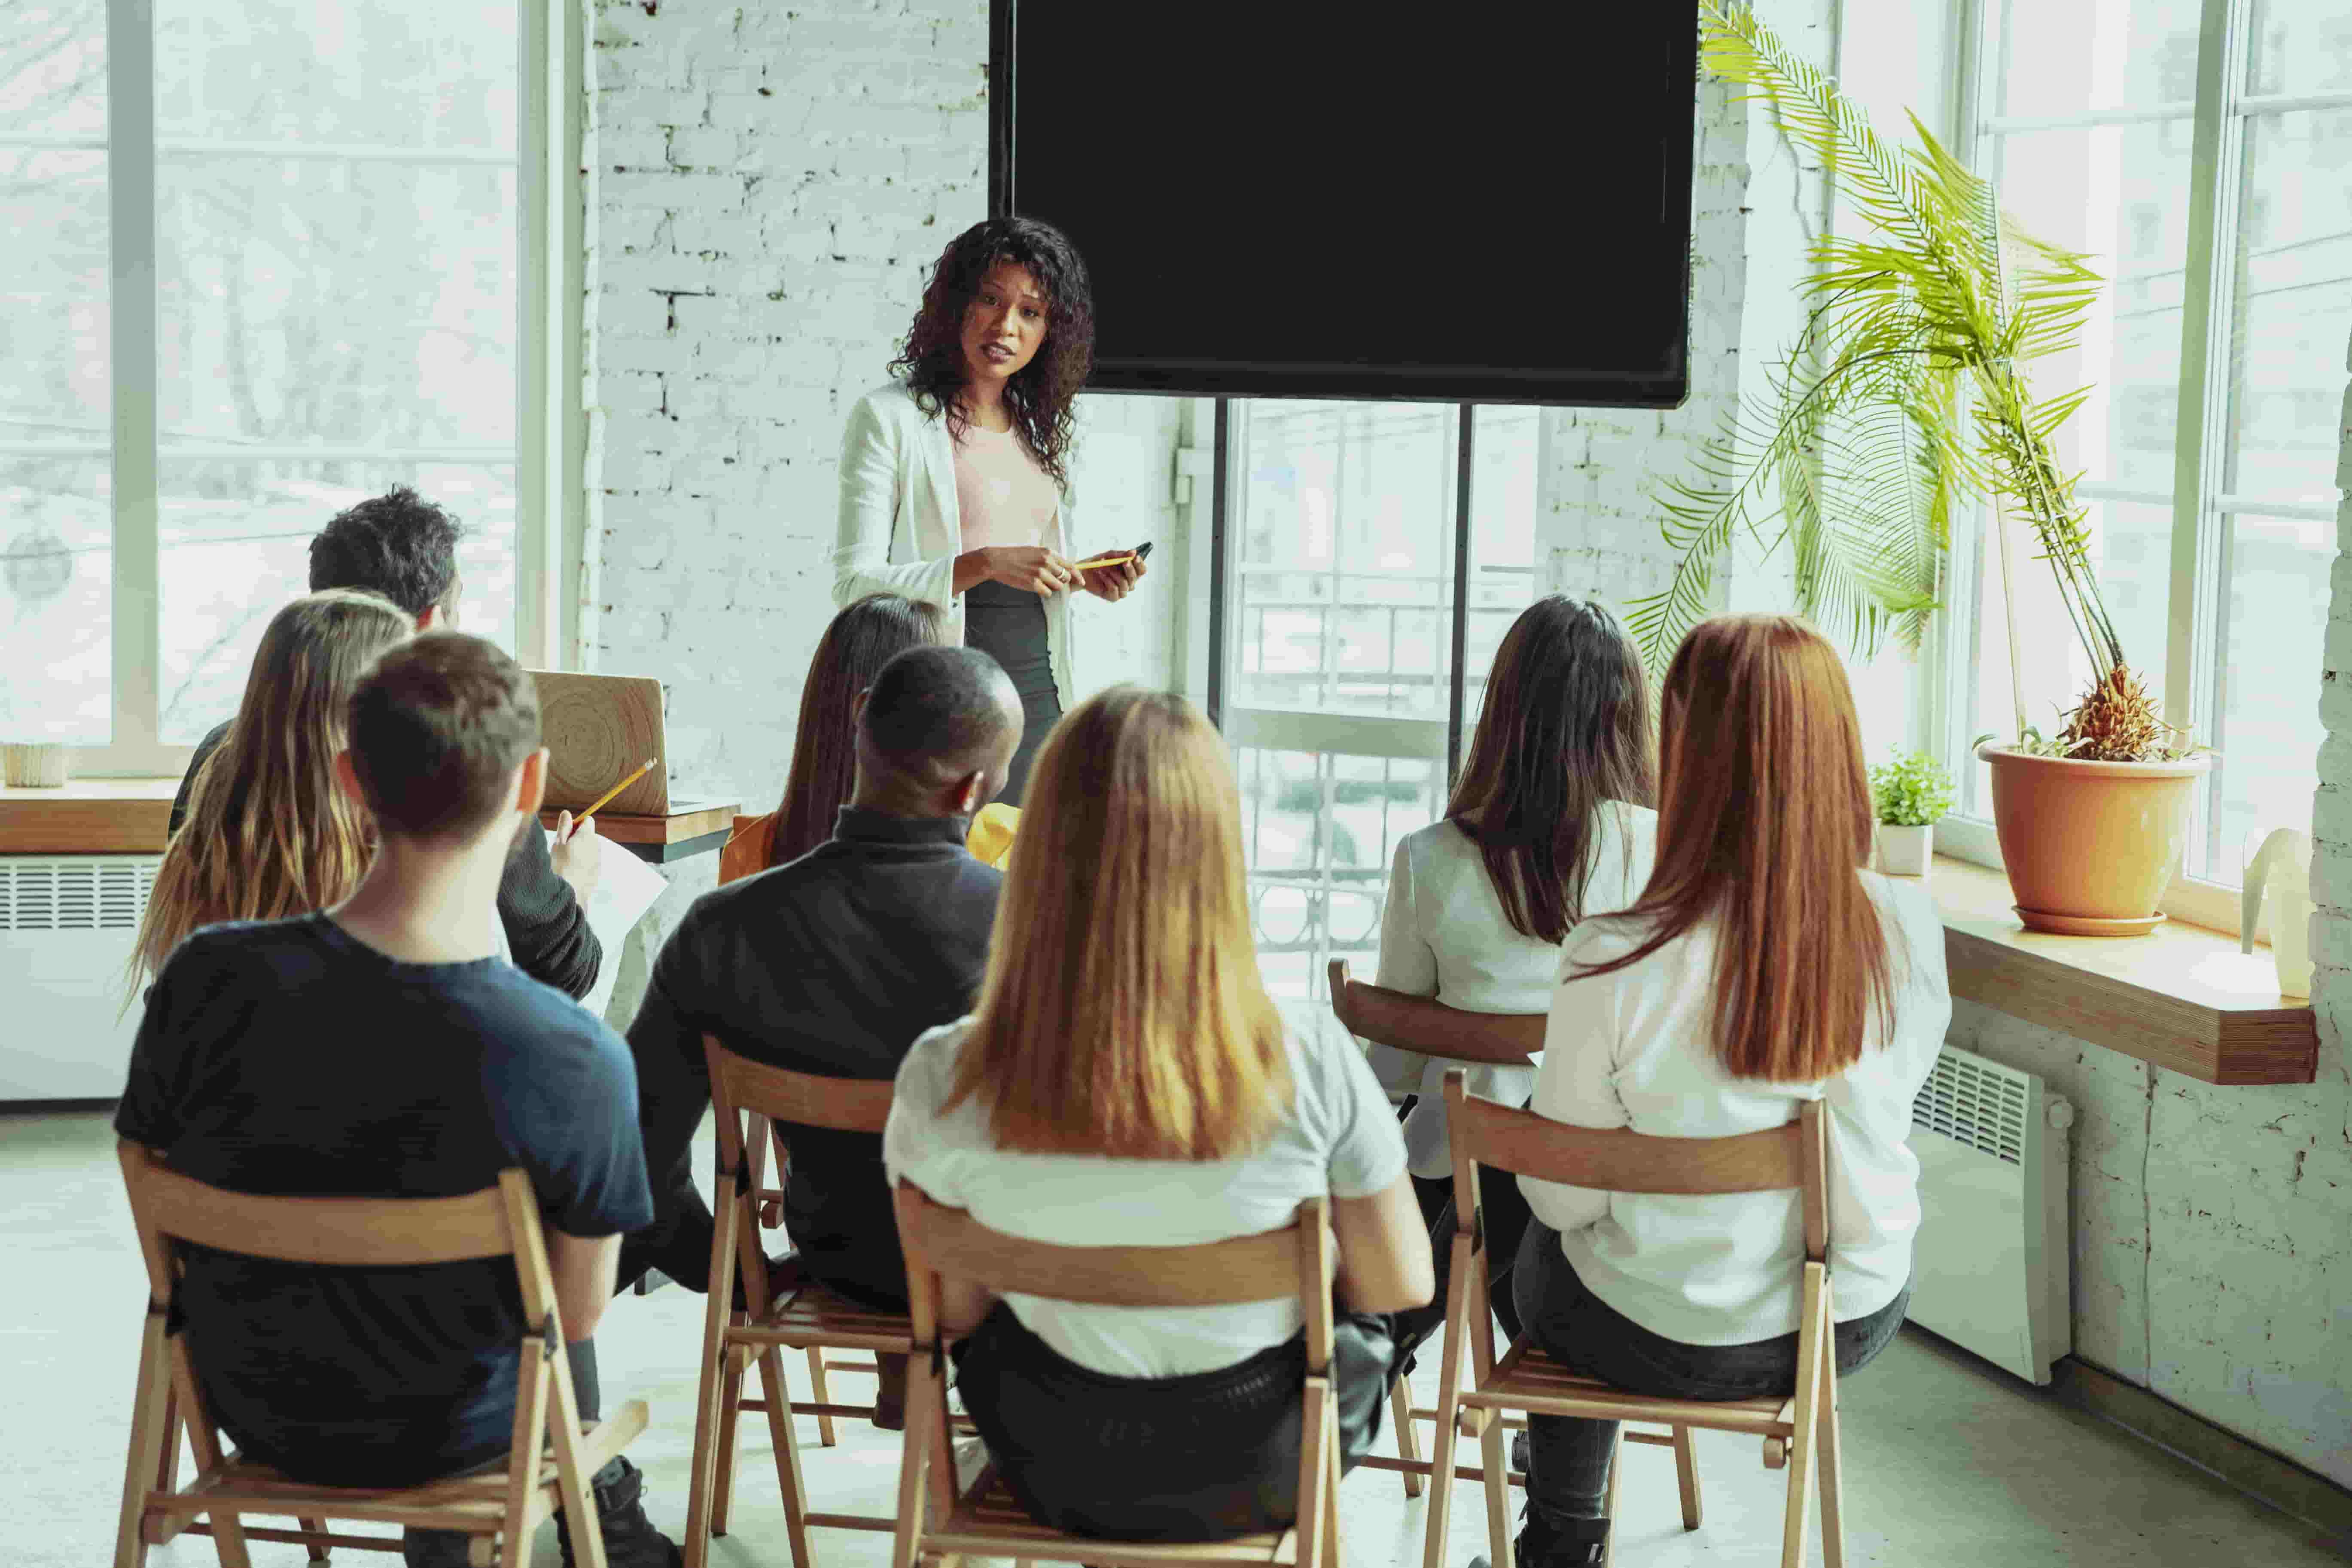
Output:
[
  {"xmin": 1432, "ymin": 1070, "xmax": 1840, "ymax": 1568},
  {"xmin": 113, "ymin": 1143, "xmax": 649, "ymax": 1568},
  {"xmin": 685, "ymin": 1037, "xmax": 939, "ymax": 1568},
  {"xmin": 1326, "ymin": 958, "xmax": 1547, "ymax": 1504},
  {"xmin": 891, "ymin": 1181, "xmax": 1344, "ymax": 1568}
]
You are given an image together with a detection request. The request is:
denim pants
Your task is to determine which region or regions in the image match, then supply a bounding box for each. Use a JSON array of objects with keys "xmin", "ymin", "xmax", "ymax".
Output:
[{"xmin": 1510, "ymin": 1221, "xmax": 1910, "ymax": 1528}]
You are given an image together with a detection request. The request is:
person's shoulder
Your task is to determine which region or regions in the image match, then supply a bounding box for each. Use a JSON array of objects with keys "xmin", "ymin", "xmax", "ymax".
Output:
[
  {"xmin": 474, "ymin": 967, "xmax": 634, "ymax": 1077},
  {"xmin": 1560, "ymin": 902, "xmax": 1660, "ymax": 973},
  {"xmin": 892, "ymin": 1016, "xmax": 976, "ymax": 1111},
  {"xmin": 1398, "ymin": 818, "xmax": 1465, "ymax": 862},
  {"xmin": 1860, "ymin": 870, "xmax": 1948, "ymax": 975},
  {"xmin": 850, "ymin": 380, "xmax": 923, "ymax": 425},
  {"xmin": 167, "ymin": 914, "xmax": 327, "ymax": 978}
]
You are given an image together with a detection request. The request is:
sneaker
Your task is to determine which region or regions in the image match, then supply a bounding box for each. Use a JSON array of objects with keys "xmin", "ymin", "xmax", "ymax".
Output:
[
  {"xmin": 555, "ymin": 1455, "xmax": 683, "ymax": 1568},
  {"xmin": 953, "ymin": 1436, "xmax": 990, "ymax": 1493}
]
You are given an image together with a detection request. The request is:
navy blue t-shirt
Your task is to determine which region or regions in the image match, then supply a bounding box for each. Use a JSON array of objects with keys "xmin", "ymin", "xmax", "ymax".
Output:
[{"xmin": 114, "ymin": 913, "xmax": 654, "ymax": 1487}]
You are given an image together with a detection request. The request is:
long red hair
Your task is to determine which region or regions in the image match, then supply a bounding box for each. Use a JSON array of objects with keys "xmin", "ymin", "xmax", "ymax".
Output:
[{"xmin": 1572, "ymin": 613, "xmax": 1896, "ymax": 1083}]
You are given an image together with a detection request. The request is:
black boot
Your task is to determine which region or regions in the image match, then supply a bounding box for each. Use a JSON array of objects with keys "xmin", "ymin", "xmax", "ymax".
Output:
[
  {"xmin": 555, "ymin": 1455, "xmax": 682, "ymax": 1568},
  {"xmin": 1515, "ymin": 1509, "xmax": 1609, "ymax": 1568}
]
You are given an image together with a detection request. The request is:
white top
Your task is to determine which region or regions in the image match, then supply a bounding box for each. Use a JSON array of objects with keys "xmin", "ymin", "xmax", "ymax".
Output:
[
  {"xmin": 882, "ymin": 1000, "xmax": 1408, "ymax": 1378},
  {"xmin": 1362, "ymin": 804, "xmax": 1658, "ymax": 1179},
  {"xmin": 832, "ymin": 381, "xmax": 1081, "ymax": 708},
  {"xmin": 1520, "ymin": 872, "xmax": 1950, "ymax": 1345}
]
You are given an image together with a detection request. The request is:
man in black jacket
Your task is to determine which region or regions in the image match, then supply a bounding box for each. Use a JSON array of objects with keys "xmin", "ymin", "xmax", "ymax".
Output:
[{"xmin": 168, "ymin": 487, "xmax": 603, "ymax": 1000}]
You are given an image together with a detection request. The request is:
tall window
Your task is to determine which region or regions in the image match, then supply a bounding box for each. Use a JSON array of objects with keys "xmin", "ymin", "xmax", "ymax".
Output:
[
  {"xmin": 0, "ymin": 1, "xmax": 529, "ymax": 768},
  {"xmin": 1946, "ymin": 0, "xmax": 2352, "ymax": 890},
  {"xmin": 1220, "ymin": 402, "xmax": 1539, "ymax": 999}
]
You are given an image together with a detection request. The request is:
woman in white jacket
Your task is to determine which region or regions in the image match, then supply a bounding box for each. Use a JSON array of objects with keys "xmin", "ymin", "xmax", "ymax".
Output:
[
  {"xmin": 833, "ymin": 216, "xmax": 1148, "ymax": 805},
  {"xmin": 1363, "ymin": 597, "xmax": 1657, "ymax": 1344}
]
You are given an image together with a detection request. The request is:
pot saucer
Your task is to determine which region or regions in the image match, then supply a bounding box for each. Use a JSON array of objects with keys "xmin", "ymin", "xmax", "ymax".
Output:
[{"xmin": 2014, "ymin": 906, "xmax": 2165, "ymax": 937}]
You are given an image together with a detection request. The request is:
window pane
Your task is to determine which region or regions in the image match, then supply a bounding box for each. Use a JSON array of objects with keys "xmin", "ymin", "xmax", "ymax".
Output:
[
  {"xmin": 1991, "ymin": 123, "xmax": 2194, "ymax": 496},
  {"xmin": 1230, "ymin": 401, "xmax": 1458, "ymax": 716},
  {"xmin": 1961, "ymin": 499, "xmax": 2174, "ymax": 816},
  {"xmin": 1994, "ymin": 0, "xmax": 2202, "ymax": 119},
  {"xmin": 2245, "ymin": 0, "xmax": 2352, "ymax": 98},
  {"xmin": 2209, "ymin": 511, "xmax": 2330, "ymax": 876},
  {"xmin": 0, "ymin": 149, "xmax": 107, "ymax": 443},
  {"xmin": 157, "ymin": 158, "xmax": 517, "ymax": 449},
  {"xmin": 157, "ymin": 461, "xmax": 514, "ymax": 743},
  {"xmin": 0, "ymin": 1, "xmax": 105, "ymax": 141},
  {"xmin": 1464, "ymin": 406, "xmax": 1542, "ymax": 727},
  {"xmin": 155, "ymin": 1, "xmax": 515, "ymax": 153},
  {"xmin": 0, "ymin": 458, "xmax": 109, "ymax": 742},
  {"xmin": 1236, "ymin": 746, "xmax": 1441, "ymax": 1002}
]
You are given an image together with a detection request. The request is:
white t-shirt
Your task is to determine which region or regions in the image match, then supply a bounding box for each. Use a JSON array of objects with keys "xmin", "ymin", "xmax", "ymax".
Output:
[
  {"xmin": 1520, "ymin": 872, "xmax": 1950, "ymax": 1346},
  {"xmin": 1362, "ymin": 804, "xmax": 1658, "ymax": 1179},
  {"xmin": 882, "ymin": 999, "xmax": 1408, "ymax": 1378}
]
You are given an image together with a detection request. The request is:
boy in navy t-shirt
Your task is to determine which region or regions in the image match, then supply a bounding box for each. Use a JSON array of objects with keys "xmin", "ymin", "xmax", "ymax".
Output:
[{"xmin": 116, "ymin": 632, "xmax": 679, "ymax": 1568}]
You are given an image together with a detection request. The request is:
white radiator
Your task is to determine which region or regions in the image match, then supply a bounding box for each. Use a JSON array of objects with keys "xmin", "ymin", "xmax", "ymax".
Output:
[
  {"xmin": 0, "ymin": 855, "xmax": 160, "ymax": 1100},
  {"xmin": 1903, "ymin": 1043, "xmax": 2074, "ymax": 1385}
]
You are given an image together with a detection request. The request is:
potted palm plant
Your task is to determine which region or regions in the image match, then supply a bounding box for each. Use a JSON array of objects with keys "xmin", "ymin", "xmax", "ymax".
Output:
[{"xmin": 1633, "ymin": 0, "xmax": 2205, "ymax": 935}]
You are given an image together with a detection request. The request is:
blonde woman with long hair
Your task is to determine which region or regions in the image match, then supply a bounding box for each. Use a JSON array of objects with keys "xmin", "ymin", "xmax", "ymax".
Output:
[
  {"xmin": 131, "ymin": 589, "xmax": 413, "ymax": 984},
  {"xmin": 882, "ymin": 686, "xmax": 1432, "ymax": 1541},
  {"xmin": 1496, "ymin": 615, "xmax": 1950, "ymax": 1568}
]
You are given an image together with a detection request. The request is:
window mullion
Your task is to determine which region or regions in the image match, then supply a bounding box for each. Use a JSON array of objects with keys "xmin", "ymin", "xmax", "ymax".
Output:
[{"xmin": 104, "ymin": 0, "xmax": 161, "ymax": 769}]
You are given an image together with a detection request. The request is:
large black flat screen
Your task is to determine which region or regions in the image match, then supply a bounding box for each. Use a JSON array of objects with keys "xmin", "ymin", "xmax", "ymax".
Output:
[{"xmin": 990, "ymin": 5, "xmax": 1699, "ymax": 406}]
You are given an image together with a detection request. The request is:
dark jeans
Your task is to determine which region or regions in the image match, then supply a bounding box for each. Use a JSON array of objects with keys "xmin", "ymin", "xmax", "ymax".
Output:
[
  {"xmin": 1510, "ymin": 1221, "xmax": 1910, "ymax": 1530},
  {"xmin": 1396, "ymin": 1164, "xmax": 1532, "ymax": 1353},
  {"xmin": 401, "ymin": 1340, "xmax": 603, "ymax": 1566},
  {"xmin": 951, "ymin": 1301, "xmax": 1403, "ymax": 1541}
]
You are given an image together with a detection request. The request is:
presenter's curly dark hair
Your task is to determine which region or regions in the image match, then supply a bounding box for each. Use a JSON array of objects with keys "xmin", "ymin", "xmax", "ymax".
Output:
[{"xmin": 889, "ymin": 216, "xmax": 1094, "ymax": 490}]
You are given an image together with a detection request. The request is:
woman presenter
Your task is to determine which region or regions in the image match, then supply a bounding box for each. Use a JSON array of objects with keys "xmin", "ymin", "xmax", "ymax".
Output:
[{"xmin": 833, "ymin": 216, "xmax": 1146, "ymax": 807}]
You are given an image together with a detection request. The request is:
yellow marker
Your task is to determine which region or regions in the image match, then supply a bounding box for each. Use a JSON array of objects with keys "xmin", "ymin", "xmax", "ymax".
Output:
[{"xmin": 577, "ymin": 758, "xmax": 657, "ymax": 826}]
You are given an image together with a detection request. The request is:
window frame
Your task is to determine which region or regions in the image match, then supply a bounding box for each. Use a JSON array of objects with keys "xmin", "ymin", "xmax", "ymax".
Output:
[
  {"xmin": 7, "ymin": 0, "xmax": 583, "ymax": 778},
  {"xmin": 1928, "ymin": 0, "xmax": 2352, "ymax": 931}
]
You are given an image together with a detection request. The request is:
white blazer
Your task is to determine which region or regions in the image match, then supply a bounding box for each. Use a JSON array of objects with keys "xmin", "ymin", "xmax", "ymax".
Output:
[{"xmin": 832, "ymin": 380, "xmax": 1079, "ymax": 709}]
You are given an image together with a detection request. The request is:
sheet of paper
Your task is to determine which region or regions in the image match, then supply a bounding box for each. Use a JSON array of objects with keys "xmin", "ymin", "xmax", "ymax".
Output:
[{"xmin": 547, "ymin": 828, "xmax": 668, "ymax": 1024}]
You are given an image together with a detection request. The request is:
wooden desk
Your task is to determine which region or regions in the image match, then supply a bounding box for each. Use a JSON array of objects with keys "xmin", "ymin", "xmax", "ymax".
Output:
[
  {"xmin": 0, "ymin": 779, "xmax": 178, "ymax": 854},
  {"xmin": 1907, "ymin": 855, "xmax": 2316, "ymax": 1087},
  {"xmin": 539, "ymin": 800, "xmax": 738, "ymax": 865}
]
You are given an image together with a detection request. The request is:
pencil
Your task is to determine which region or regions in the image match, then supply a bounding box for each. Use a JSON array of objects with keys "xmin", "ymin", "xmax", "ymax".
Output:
[
  {"xmin": 1072, "ymin": 551, "xmax": 1137, "ymax": 570},
  {"xmin": 577, "ymin": 758, "xmax": 657, "ymax": 825}
]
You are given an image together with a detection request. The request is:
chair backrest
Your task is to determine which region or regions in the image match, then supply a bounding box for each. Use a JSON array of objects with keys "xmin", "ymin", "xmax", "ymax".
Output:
[
  {"xmin": 717, "ymin": 812, "xmax": 776, "ymax": 886},
  {"xmin": 1444, "ymin": 1071, "xmax": 1830, "ymax": 1262},
  {"xmin": 893, "ymin": 1180, "xmax": 1335, "ymax": 1367},
  {"xmin": 702, "ymin": 1035, "xmax": 895, "ymax": 1135},
  {"xmin": 1327, "ymin": 958, "xmax": 1545, "ymax": 1064}
]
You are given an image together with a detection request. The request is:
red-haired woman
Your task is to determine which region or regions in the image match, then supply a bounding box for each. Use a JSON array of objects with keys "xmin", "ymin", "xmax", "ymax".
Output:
[{"xmin": 1500, "ymin": 614, "xmax": 1950, "ymax": 1568}]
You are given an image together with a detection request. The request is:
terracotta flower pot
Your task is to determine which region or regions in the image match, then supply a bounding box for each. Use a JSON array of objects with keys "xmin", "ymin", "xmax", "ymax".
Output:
[{"xmin": 1976, "ymin": 743, "xmax": 2211, "ymax": 935}]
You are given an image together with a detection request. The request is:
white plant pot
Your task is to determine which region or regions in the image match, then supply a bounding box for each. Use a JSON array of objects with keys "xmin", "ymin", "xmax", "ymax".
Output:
[
  {"xmin": 1, "ymin": 743, "xmax": 69, "ymax": 788},
  {"xmin": 1876, "ymin": 822, "xmax": 1932, "ymax": 876}
]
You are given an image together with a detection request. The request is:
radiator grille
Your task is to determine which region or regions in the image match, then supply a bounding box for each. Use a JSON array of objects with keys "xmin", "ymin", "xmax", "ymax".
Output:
[
  {"xmin": 0, "ymin": 857, "xmax": 160, "ymax": 932},
  {"xmin": 1912, "ymin": 1044, "xmax": 2030, "ymax": 1164}
]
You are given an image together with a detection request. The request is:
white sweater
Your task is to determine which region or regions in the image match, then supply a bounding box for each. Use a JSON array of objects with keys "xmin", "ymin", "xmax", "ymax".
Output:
[
  {"xmin": 1362, "ymin": 804, "xmax": 1657, "ymax": 1180},
  {"xmin": 1520, "ymin": 873, "xmax": 1950, "ymax": 1345}
]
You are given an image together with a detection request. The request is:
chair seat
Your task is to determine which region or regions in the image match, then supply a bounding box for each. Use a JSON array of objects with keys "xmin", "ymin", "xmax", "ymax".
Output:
[
  {"xmin": 731, "ymin": 1283, "xmax": 917, "ymax": 1355},
  {"xmin": 1466, "ymin": 1342, "xmax": 1794, "ymax": 1436},
  {"xmin": 147, "ymin": 1401, "xmax": 649, "ymax": 1535},
  {"xmin": 919, "ymin": 1466, "xmax": 1302, "ymax": 1568}
]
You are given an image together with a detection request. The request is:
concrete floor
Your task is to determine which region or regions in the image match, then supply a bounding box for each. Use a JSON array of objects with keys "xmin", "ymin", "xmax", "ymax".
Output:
[{"xmin": 11, "ymin": 1104, "xmax": 2347, "ymax": 1568}]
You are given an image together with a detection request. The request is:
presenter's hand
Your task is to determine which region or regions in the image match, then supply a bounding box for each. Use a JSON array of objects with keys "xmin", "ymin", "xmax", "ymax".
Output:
[
  {"xmin": 551, "ymin": 810, "xmax": 603, "ymax": 906},
  {"xmin": 972, "ymin": 545, "xmax": 1081, "ymax": 597},
  {"xmin": 1080, "ymin": 545, "xmax": 1148, "ymax": 603}
]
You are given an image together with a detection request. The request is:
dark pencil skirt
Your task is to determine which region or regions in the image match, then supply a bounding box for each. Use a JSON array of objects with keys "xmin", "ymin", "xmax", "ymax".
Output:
[{"xmin": 962, "ymin": 578, "xmax": 1061, "ymax": 807}]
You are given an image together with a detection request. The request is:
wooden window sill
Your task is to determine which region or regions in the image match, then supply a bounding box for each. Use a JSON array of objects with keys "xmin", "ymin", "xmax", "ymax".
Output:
[
  {"xmin": 1902, "ymin": 855, "xmax": 2317, "ymax": 1086},
  {"xmin": 0, "ymin": 779, "xmax": 179, "ymax": 853}
]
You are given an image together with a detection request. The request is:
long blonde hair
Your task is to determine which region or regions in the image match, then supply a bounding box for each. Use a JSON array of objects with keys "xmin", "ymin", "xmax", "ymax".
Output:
[
  {"xmin": 944, "ymin": 686, "xmax": 1290, "ymax": 1159},
  {"xmin": 131, "ymin": 590, "xmax": 414, "ymax": 980}
]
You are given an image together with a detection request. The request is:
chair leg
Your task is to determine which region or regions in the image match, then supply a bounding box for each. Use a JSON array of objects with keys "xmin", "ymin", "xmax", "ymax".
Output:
[
  {"xmin": 1322, "ymin": 1406, "xmax": 1344, "ymax": 1568},
  {"xmin": 1816, "ymin": 1362, "xmax": 1845, "ymax": 1568},
  {"xmin": 1419, "ymin": 1233, "xmax": 1477, "ymax": 1568},
  {"xmin": 1478, "ymin": 1409, "xmax": 1515, "ymax": 1568},
  {"xmin": 711, "ymin": 1335, "xmax": 748, "ymax": 1536},
  {"xmin": 756, "ymin": 1346, "xmax": 816, "ymax": 1568},
  {"xmin": 806, "ymin": 1346, "xmax": 840, "ymax": 1447},
  {"xmin": 1390, "ymin": 1372, "xmax": 1424, "ymax": 1498},
  {"xmin": 298, "ymin": 1517, "xmax": 330, "ymax": 1562},
  {"xmin": 115, "ymin": 1312, "xmax": 175, "ymax": 1568},
  {"xmin": 683, "ymin": 1251, "xmax": 741, "ymax": 1568},
  {"xmin": 1778, "ymin": 1267, "xmax": 1829, "ymax": 1568},
  {"xmin": 892, "ymin": 1354, "xmax": 946, "ymax": 1568},
  {"xmin": 1671, "ymin": 1425, "xmax": 1703, "ymax": 1531}
]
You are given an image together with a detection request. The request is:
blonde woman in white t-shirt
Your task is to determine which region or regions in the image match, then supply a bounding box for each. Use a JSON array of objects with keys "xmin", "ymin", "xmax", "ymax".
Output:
[
  {"xmin": 1361, "ymin": 597, "xmax": 1657, "ymax": 1344},
  {"xmin": 1490, "ymin": 614, "xmax": 1950, "ymax": 1568},
  {"xmin": 884, "ymin": 686, "xmax": 1431, "ymax": 1541}
]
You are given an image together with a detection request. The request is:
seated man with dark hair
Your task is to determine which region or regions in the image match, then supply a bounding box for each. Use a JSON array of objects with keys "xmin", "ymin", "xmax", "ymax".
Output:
[
  {"xmin": 168, "ymin": 485, "xmax": 604, "ymax": 1000},
  {"xmin": 118, "ymin": 631, "xmax": 680, "ymax": 1568},
  {"xmin": 625, "ymin": 644, "xmax": 1025, "ymax": 1425}
]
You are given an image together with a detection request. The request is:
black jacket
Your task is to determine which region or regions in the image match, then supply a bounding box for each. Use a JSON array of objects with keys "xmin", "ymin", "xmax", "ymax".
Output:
[{"xmin": 169, "ymin": 722, "xmax": 603, "ymax": 1001}]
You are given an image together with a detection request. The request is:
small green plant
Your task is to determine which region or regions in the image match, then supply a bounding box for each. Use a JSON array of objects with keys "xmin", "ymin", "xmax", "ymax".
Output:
[{"xmin": 1871, "ymin": 750, "xmax": 1955, "ymax": 827}]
